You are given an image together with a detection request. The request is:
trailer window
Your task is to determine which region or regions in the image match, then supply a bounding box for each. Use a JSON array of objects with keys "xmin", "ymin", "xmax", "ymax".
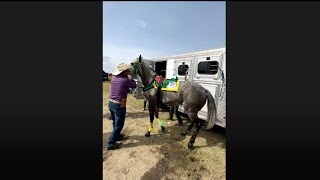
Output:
[
  {"xmin": 178, "ymin": 65, "xmax": 189, "ymax": 75},
  {"xmin": 198, "ymin": 61, "xmax": 219, "ymax": 75}
]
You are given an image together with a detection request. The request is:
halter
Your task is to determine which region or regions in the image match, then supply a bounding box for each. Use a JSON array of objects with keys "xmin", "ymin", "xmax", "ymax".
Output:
[
  {"xmin": 131, "ymin": 61, "xmax": 158, "ymax": 92},
  {"xmin": 131, "ymin": 61, "xmax": 142, "ymax": 75}
]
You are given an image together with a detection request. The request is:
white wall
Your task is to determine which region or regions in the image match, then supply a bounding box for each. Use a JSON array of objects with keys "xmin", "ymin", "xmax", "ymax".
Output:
[{"xmin": 166, "ymin": 59, "xmax": 175, "ymax": 79}]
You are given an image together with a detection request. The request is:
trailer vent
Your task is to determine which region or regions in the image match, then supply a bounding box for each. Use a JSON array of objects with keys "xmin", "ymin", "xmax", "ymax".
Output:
[
  {"xmin": 178, "ymin": 65, "xmax": 189, "ymax": 75},
  {"xmin": 198, "ymin": 61, "xmax": 219, "ymax": 75}
]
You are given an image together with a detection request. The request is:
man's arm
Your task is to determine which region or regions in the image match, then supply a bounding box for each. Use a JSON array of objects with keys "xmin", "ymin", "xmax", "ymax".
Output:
[{"xmin": 127, "ymin": 75, "xmax": 137, "ymax": 88}]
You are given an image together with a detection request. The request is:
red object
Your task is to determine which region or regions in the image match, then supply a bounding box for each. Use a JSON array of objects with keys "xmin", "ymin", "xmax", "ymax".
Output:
[{"xmin": 155, "ymin": 76, "xmax": 166, "ymax": 83}]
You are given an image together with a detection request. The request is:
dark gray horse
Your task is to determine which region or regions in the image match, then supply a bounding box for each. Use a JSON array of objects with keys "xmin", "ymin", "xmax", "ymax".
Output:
[{"xmin": 131, "ymin": 55, "xmax": 216, "ymax": 149}]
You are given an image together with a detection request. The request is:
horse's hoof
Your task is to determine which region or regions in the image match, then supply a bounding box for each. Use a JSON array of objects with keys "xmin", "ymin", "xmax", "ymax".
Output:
[
  {"xmin": 181, "ymin": 132, "xmax": 187, "ymax": 136},
  {"xmin": 188, "ymin": 141, "xmax": 194, "ymax": 150},
  {"xmin": 161, "ymin": 126, "xmax": 165, "ymax": 132},
  {"xmin": 145, "ymin": 131, "xmax": 151, "ymax": 137}
]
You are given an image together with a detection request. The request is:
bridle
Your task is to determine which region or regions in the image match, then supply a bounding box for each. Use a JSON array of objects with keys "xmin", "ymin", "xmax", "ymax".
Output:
[
  {"xmin": 131, "ymin": 61, "xmax": 158, "ymax": 92},
  {"xmin": 131, "ymin": 61, "xmax": 142, "ymax": 75}
]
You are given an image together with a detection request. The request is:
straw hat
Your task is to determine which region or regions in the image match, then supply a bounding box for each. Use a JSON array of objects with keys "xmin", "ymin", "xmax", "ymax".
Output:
[{"xmin": 112, "ymin": 63, "xmax": 134, "ymax": 76}]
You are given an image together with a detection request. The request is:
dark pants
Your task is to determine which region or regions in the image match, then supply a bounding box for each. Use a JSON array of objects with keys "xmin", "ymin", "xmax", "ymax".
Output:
[
  {"xmin": 143, "ymin": 100, "xmax": 147, "ymax": 109},
  {"xmin": 169, "ymin": 106, "xmax": 174, "ymax": 120},
  {"xmin": 107, "ymin": 101, "xmax": 126, "ymax": 148},
  {"xmin": 169, "ymin": 106, "xmax": 183, "ymax": 124}
]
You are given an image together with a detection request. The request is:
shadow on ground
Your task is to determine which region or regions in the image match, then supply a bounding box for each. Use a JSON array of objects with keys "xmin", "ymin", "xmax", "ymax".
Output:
[
  {"xmin": 103, "ymin": 111, "xmax": 150, "ymax": 119},
  {"xmin": 104, "ymin": 118, "xmax": 225, "ymax": 151}
]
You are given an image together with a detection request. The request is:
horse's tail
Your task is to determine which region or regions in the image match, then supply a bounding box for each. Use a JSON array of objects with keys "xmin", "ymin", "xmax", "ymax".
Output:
[{"xmin": 204, "ymin": 89, "xmax": 216, "ymax": 129}]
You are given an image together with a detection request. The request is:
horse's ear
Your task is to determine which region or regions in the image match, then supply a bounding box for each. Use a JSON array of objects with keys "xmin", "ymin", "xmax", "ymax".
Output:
[{"xmin": 138, "ymin": 55, "xmax": 142, "ymax": 63}]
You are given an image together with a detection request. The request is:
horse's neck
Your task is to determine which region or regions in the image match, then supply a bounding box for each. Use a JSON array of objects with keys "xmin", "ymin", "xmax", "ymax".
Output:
[{"xmin": 141, "ymin": 64, "xmax": 156, "ymax": 86}]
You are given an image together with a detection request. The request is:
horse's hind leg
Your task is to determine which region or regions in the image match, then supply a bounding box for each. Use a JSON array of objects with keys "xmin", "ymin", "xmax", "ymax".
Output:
[
  {"xmin": 186, "ymin": 113, "xmax": 203, "ymax": 149},
  {"xmin": 155, "ymin": 105, "xmax": 165, "ymax": 132},
  {"xmin": 174, "ymin": 106, "xmax": 183, "ymax": 124},
  {"xmin": 181, "ymin": 121, "xmax": 194, "ymax": 136}
]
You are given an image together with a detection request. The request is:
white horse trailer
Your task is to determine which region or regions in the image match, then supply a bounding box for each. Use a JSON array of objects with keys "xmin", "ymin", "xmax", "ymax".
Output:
[{"xmin": 142, "ymin": 48, "xmax": 226, "ymax": 128}]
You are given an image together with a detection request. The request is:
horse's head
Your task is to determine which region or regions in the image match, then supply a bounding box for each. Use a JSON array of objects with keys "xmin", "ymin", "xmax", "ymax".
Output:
[
  {"xmin": 131, "ymin": 54, "xmax": 143, "ymax": 76},
  {"xmin": 131, "ymin": 54, "xmax": 157, "ymax": 86}
]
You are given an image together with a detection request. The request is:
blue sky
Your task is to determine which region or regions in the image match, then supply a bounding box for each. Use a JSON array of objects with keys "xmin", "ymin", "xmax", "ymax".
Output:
[{"xmin": 103, "ymin": 1, "xmax": 225, "ymax": 72}]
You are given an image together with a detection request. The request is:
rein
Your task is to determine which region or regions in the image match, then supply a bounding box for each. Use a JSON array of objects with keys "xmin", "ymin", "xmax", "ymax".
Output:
[
  {"xmin": 217, "ymin": 66, "xmax": 225, "ymax": 100},
  {"xmin": 143, "ymin": 74, "xmax": 157, "ymax": 92}
]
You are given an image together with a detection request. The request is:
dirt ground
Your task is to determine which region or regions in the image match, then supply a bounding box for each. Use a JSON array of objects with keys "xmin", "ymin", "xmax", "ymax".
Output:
[{"xmin": 103, "ymin": 81, "xmax": 226, "ymax": 180}]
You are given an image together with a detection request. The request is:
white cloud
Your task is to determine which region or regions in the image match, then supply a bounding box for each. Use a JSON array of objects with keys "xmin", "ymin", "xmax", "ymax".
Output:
[{"xmin": 136, "ymin": 19, "xmax": 146, "ymax": 29}]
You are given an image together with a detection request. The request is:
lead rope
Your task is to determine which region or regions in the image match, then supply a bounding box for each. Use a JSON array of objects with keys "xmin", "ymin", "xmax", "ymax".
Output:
[
  {"xmin": 218, "ymin": 66, "xmax": 225, "ymax": 101},
  {"xmin": 184, "ymin": 69, "xmax": 188, "ymax": 81}
]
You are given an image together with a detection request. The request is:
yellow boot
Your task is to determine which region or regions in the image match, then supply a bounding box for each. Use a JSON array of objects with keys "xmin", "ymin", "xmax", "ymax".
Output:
[{"xmin": 145, "ymin": 123, "xmax": 153, "ymax": 137}]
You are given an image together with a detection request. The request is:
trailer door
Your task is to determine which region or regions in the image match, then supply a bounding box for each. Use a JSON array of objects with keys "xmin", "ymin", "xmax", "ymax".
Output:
[
  {"xmin": 174, "ymin": 58, "xmax": 193, "ymax": 82},
  {"xmin": 166, "ymin": 59, "xmax": 175, "ymax": 79},
  {"xmin": 174, "ymin": 58, "xmax": 193, "ymax": 118},
  {"xmin": 193, "ymin": 56, "xmax": 225, "ymax": 127}
]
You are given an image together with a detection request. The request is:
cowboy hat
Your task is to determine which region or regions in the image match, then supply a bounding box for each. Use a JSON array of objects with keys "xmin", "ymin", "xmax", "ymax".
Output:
[{"xmin": 112, "ymin": 63, "xmax": 134, "ymax": 76}]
